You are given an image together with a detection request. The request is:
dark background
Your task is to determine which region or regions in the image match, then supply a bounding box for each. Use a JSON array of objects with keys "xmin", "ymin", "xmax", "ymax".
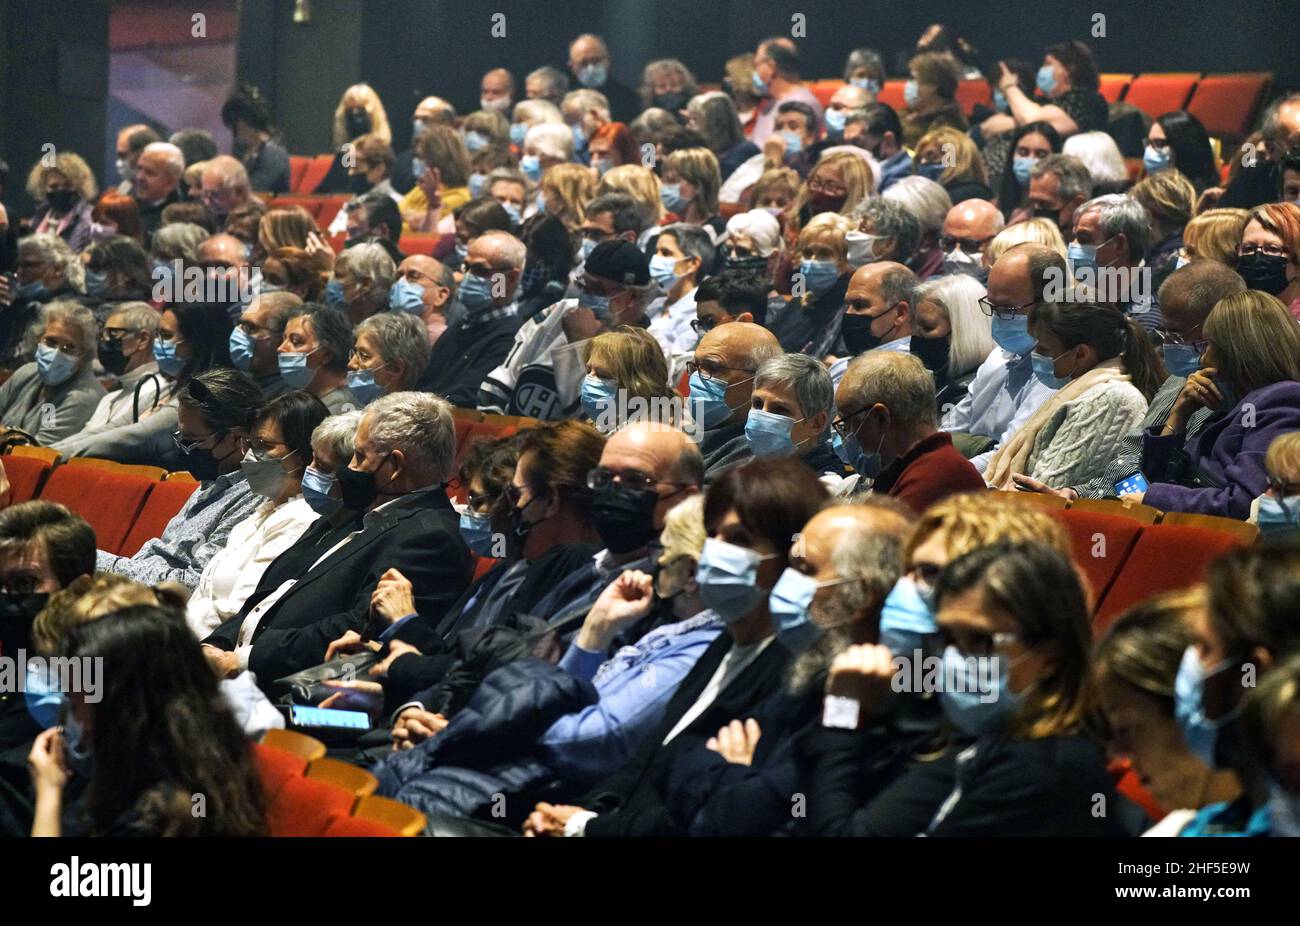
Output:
[{"xmin": 3, "ymin": 0, "xmax": 1296, "ymax": 215}]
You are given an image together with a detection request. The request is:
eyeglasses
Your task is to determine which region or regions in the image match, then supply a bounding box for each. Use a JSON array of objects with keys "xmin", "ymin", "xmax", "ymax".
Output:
[
  {"xmin": 237, "ymin": 320, "xmax": 283, "ymax": 340},
  {"xmin": 172, "ymin": 429, "xmax": 224, "ymax": 454},
  {"xmin": 685, "ymin": 359, "xmax": 755, "ymax": 381},
  {"xmin": 936, "ymin": 626, "xmax": 1022, "ymax": 658},
  {"xmin": 830, "ymin": 405, "xmax": 871, "ymax": 439},
  {"xmin": 978, "ymin": 296, "xmax": 1037, "ymax": 320},
  {"xmin": 690, "ymin": 317, "xmax": 724, "ymax": 335},
  {"xmin": 806, "ymin": 177, "xmax": 847, "ymax": 197},
  {"xmin": 940, "ymin": 235, "xmax": 993, "ymax": 253},
  {"xmin": 1237, "ymin": 243, "xmax": 1290, "ymax": 259},
  {"xmin": 38, "ymin": 337, "xmax": 79, "ymax": 356},
  {"xmin": 99, "ymin": 327, "xmax": 139, "ymax": 343},
  {"xmin": 586, "ymin": 466, "xmax": 690, "ymax": 493},
  {"xmin": 246, "ymin": 437, "xmax": 294, "ymax": 458}
]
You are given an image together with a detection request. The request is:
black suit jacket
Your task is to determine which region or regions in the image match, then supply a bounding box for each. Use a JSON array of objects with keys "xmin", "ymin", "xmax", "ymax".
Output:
[{"xmin": 204, "ymin": 489, "xmax": 472, "ymax": 683}]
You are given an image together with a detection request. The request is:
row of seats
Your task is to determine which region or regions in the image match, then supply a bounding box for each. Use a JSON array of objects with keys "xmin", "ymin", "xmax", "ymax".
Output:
[
  {"xmin": 255, "ymin": 729, "xmax": 426, "ymax": 836},
  {"xmin": 258, "ymin": 192, "xmax": 457, "ymax": 260}
]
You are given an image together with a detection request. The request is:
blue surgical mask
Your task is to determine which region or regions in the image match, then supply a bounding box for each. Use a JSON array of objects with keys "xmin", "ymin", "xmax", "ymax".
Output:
[
  {"xmin": 689, "ymin": 372, "xmax": 735, "ymax": 428},
  {"xmin": 751, "ymin": 70, "xmax": 769, "ymax": 96},
  {"xmin": 509, "ymin": 122, "xmax": 528, "ymax": 146},
  {"xmin": 831, "ymin": 424, "xmax": 884, "ymax": 479},
  {"xmin": 389, "ymin": 276, "xmax": 426, "ymax": 314},
  {"xmin": 850, "ymin": 77, "xmax": 880, "ymax": 94},
  {"xmin": 660, "ymin": 181, "xmax": 689, "ymax": 214},
  {"xmin": 464, "ymin": 130, "xmax": 488, "ymax": 154},
  {"xmin": 468, "ymin": 173, "xmax": 487, "ymax": 198},
  {"xmin": 152, "ymin": 338, "xmax": 186, "ymax": 377},
  {"xmin": 1161, "ymin": 342, "xmax": 1202, "ymax": 378},
  {"xmin": 580, "ymin": 374, "xmax": 618, "ymax": 424},
  {"xmin": 578, "ymin": 63, "xmax": 608, "ymax": 89},
  {"xmin": 35, "ymin": 343, "xmax": 78, "ymax": 386},
  {"xmin": 917, "ymin": 161, "xmax": 945, "ymax": 182},
  {"xmin": 228, "ymin": 327, "xmax": 255, "ymax": 371},
  {"xmin": 696, "ymin": 537, "xmax": 774, "ymax": 623},
  {"xmin": 1143, "ymin": 144, "xmax": 1172, "ymax": 174},
  {"xmin": 501, "ymin": 201, "xmax": 522, "ymax": 224},
  {"xmin": 459, "ymin": 509, "xmax": 498, "ymax": 556},
  {"xmin": 413, "ymin": 119, "xmax": 428, "ymax": 139},
  {"xmin": 1257, "ymin": 494, "xmax": 1300, "ymax": 538},
  {"xmin": 879, "ymin": 577, "xmax": 937, "ymax": 657},
  {"xmin": 458, "ymin": 272, "xmax": 496, "ymax": 312},
  {"xmin": 745, "ymin": 408, "xmax": 802, "ymax": 457},
  {"xmin": 649, "ymin": 253, "xmax": 684, "ymax": 290},
  {"xmin": 347, "ymin": 368, "xmax": 384, "ymax": 405},
  {"xmin": 1036, "ymin": 65, "xmax": 1057, "ymax": 96},
  {"xmin": 990, "ymin": 314, "xmax": 1036, "ymax": 356},
  {"xmin": 1012, "ymin": 156, "xmax": 1036, "ymax": 186},
  {"xmin": 780, "ymin": 130, "xmax": 804, "ymax": 155},
  {"xmin": 1030, "ymin": 349, "xmax": 1074, "ymax": 389},
  {"xmin": 1068, "ymin": 241, "xmax": 1098, "ymax": 276},
  {"xmin": 769, "ymin": 568, "xmax": 846, "ymax": 653},
  {"xmin": 453, "ymin": 241, "xmax": 469, "ymax": 266},
  {"xmin": 572, "ymin": 122, "xmax": 588, "ymax": 152},
  {"xmin": 939, "ymin": 645, "xmax": 1022, "ymax": 737},
  {"xmin": 903, "ymin": 79, "xmax": 920, "ymax": 108},
  {"xmin": 300, "ymin": 465, "xmax": 337, "ymax": 513},
  {"xmin": 277, "ymin": 349, "xmax": 319, "ymax": 390},
  {"xmin": 578, "ymin": 238, "xmax": 598, "ymax": 263},
  {"xmin": 993, "ymin": 89, "xmax": 1009, "ymax": 113},
  {"xmin": 17, "ymin": 279, "xmax": 49, "ymax": 302},
  {"xmin": 798, "ymin": 258, "xmax": 840, "ymax": 297},
  {"xmin": 824, "ymin": 108, "xmax": 847, "ymax": 136},
  {"xmin": 577, "ymin": 290, "xmax": 611, "ymax": 320},
  {"xmin": 1174, "ymin": 646, "xmax": 1240, "ymax": 767},
  {"xmin": 520, "ymin": 154, "xmax": 542, "ymax": 183},
  {"xmin": 84, "ymin": 268, "xmax": 110, "ymax": 300},
  {"xmin": 324, "ymin": 278, "xmax": 347, "ymax": 309}
]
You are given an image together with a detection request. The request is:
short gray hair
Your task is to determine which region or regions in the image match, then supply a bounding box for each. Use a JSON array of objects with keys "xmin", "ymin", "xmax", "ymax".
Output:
[
  {"xmin": 1031, "ymin": 154, "xmax": 1093, "ymax": 203},
  {"xmin": 336, "ymin": 241, "xmax": 397, "ymax": 303},
  {"xmin": 105, "ymin": 301, "xmax": 162, "ymax": 337},
  {"xmin": 879, "ymin": 264, "xmax": 921, "ymax": 314},
  {"xmin": 363, "ymin": 391, "xmax": 455, "ymax": 482},
  {"xmin": 563, "ymin": 88, "xmax": 609, "ymax": 117},
  {"xmin": 524, "ymin": 67, "xmax": 570, "ymax": 103},
  {"xmin": 755, "ymin": 353, "xmax": 834, "ymax": 434},
  {"xmin": 842, "ymin": 351, "xmax": 936, "ymax": 429},
  {"xmin": 524, "ymin": 122, "xmax": 575, "ymax": 162},
  {"xmin": 513, "ymin": 98, "xmax": 564, "ymax": 127},
  {"xmin": 356, "ymin": 312, "xmax": 430, "ymax": 390},
  {"xmin": 19, "ymin": 234, "xmax": 83, "ymax": 292},
  {"xmin": 882, "ymin": 176, "xmax": 952, "ymax": 234},
  {"xmin": 142, "ymin": 142, "xmax": 185, "ymax": 179},
  {"xmin": 1078, "ymin": 193, "xmax": 1152, "ymax": 260},
  {"xmin": 850, "ymin": 199, "xmax": 921, "ymax": 262},
  {"xmin": 311, "ymin": 410, "xmax": 363, "ymax": 466},
  {"xmin": 658, "ymin": 223, "xmax": 716, "ymax": 280},
  {"xmin": 151, "ymin": 222, "xmax": 210, "ymax": 263},
  {"xmin": 38, "ymin": 300, "xmax": 97, "ymax": 357}
]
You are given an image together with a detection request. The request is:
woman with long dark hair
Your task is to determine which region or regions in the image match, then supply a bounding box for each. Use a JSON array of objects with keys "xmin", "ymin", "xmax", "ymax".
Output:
[
  {"xmin": 1144, "ymin": 110, "xmax": 1219, "ymax": 193},
  {"xmin": 28, "ymin": 605, "xmax": 265, "ymax": 835},
  {"xmin": 994, "ymin": 121, "xmax": 1061, "ymax": 220}
]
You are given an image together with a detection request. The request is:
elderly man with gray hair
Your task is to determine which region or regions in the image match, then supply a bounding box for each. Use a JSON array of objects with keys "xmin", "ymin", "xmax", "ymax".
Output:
[
  {"xmin": 1070, "ymin": 192, "xmax": 1162, "ymax": 332},
  {"xmin": 0, "ymin": 234, "xmax": 85, "ymax": 372},
  {"xmin": 0, "ymin": 301, "xmax": 105, "ymax": 446},
  {"xmin": 832, "ymin": 351, "xmax": 984, "ymax": 508},
  {"xmin": 882, "ymin": 175, "xmax": 953, "ymax": 280},
  {"xmin": 202, "ymin": 390, "xmax": 472, "ymax": 686},
  {"xmin": 331, "ymin": 240, "xmax": 397, "ymax": 326},
  {"xmin": 705, "ymin": 352, "xmax": 847, "ymax": 487},
  {"xmin": 133, "ymin": 141, "xmax": 185, "ymax": 240},
  {"xmin": 200, "ymin": 154, "xmax": 254, "ymax": 227}
]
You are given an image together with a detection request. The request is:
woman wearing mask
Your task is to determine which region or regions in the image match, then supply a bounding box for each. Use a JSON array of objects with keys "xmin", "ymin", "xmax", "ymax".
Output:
[
  {"xmin": 993, "ymin": 121, "xmax": 1061, "ymax": 221},
  {"xmin": 516, "ymin": 213, "xmax": 575, "ymax": 321},
  {"xmin": 0, "ymin": 234, "xmax": 86, "ymax": 374},
  {"xmin": 767, "ymin": 213, "xmax": 854, "ymax": 356},
  {"xmin": 736, "ymin": 353, "xmax": 845, "ymax": 484},
  {"xmin": 900, "ymin": 52, "xmax": 968, "ymax": 148},
  {"xmin": 722, "ymin": 209, "xmax": 781, "ymax": 284},
  {"xmin": 316, "ymin": 83, "xmax": 393, "ymax": 195},
  {"xmin": 781, "ymin": 151, "xmax": 873, "ymax": 244},
  {"xmin": 587, "ymin": 123, "xmax": 641, "ymax": 180},
  {"xmin": 401, "ymin": 125, "xmax": 472, "ymax": 235},
  {"xmin": 1235, "ymin": 202, "xmax": 1300, "ymax": 319},
  {"xmin": 520, "ymin": 124, "xmax": 575, "ymax": 197},
  {"xmin": 638, "ymin": 59, "xmax": 698, "ymax": 118},
  {"xmin": 1251, "ymin": 432, "xmax": 1300, "ymax": 539},
  {"xmin": 298, "ymin": 409, "xmax": 362, "ymax": 519},
  {"xmin": 28, "ymin": 605, "xmax": 265, "ymax": 836},
  {"xmin": 346, "ymin": 312, "xmax": 430, "ymax": 407},
  {"xmin": 685, "ymin": 92, "xmax": 758, "ymax": 182},
  {"xmin": 81, "ymin": 235, "xmax": 154, "ymax": 309},
  {"xmin": 990, "ymin": 40, "xmax": 1109, "ymax": 142},
  {"xmin": 1144, "ymin": 111, "xmax": 1219, "ymax": 193},
  {"xmin": 508, "ymin": 98, "xmax": 565, "ymax": 158},
  {"xmin": 913, "ymin": 128, "xmax": 992, "ymax": 204},
  {"xmin": 1128, "ymin": 290, "xmax": 1300, "ymax": 519},
  {"xmin": 25, "ymin": 152, "xmax": 98, "ymax": 254},
  {"xmin": 910, "ymin": 274, "xmax": 995, "ymax": 409},
  {"xmin": 843, "ymin": 48, "xmax": 886, "ymax": 97},
  {"xmin": 0, "ymin": 302, "xmax": 104, "ymax": 447},
  {"xmin": 580, "ymin": 327, "xmax": 679, "ymax": 434},
  {"xmin": 987, "ymin": 303, "xmax": 1164, "ymax": 492},
  {"xmin": 812, "ymin": 541, "xmax": 1123, "ymax": 836},
  {"xmin": 276, "ymin": 303, "xmax": 357, "ymax": 414},
  {"xmin": 1094, "ymin": 590, "xmax": 1243, "ymax": 835},
  {"xmin": 658, "ymin": 148, "xmax": 725, "ymax": 241},
  {"xmin": 185, "ymin": 391, "xmax": 329, "ymax": 638}
]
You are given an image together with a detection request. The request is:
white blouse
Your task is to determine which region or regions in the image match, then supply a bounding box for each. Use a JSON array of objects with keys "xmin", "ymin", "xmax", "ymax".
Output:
[{"xmin": 185, "ymin": 496, "xmax": 320, "ymax": 639}]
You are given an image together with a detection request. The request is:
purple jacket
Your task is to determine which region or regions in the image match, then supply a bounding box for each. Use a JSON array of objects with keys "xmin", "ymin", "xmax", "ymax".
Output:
[{"xmin": 1143, "ymin": 381, "xmax": 1300, "ymax": 519}]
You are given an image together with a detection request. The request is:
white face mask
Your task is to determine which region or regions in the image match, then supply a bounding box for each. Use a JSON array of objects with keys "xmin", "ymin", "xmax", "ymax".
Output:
[
  {"xmin": 481, "ymin": 96, "xmax": 511, "ymax": 113},
  {"xmin": 845, "ymin": 231, "xmax": 882, "ymax": 268}
]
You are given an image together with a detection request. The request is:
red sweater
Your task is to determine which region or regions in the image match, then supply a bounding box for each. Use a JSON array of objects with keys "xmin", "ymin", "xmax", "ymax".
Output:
[{"xmin": 873, "ymin": 431, "xmax": 987, "ymax": 514}]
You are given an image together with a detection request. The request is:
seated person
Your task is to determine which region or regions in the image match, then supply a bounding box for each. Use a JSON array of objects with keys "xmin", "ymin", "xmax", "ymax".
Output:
[
  {"xmin": 97, "ymin": 369, "xmax": 263, "ymax": 589},
  {"xmin": 200, "ymin": 391, "xmax": 472, "ymax": 685},
  {"xmin": 828, "ymin": 260, "xmax": 918, "ymax": 386},
  {"xmin": 1253, "ymin": 431, "xmax": 1300, "ymax": 539},
  {"xmin": 0, "ymin": 301, "xmax": 104, "ymax": 446},
  {"xmin": 580, "ymin": 326, "xmax": 686, "ymax": 434},
  {"xmin": 185, "ymin": 392, "xmax": 331, "ymax": 638},
  {"xmin": 645, "ymin": 223, "xmax": 715, "ymax": 359},
  {"xmin": 833, "ymin": 351, "xmax": 985, "ymax": 509},
  {"xmin": 706, "ymin": 353, "xmax": 846, "ymax": 487},
  {"xmin": 229, "ymin": 290, "xmax": 301, "ymax": 400},
  {"xmin": 688, "ymin": 322, "xmax": 781, "ymax": 467},
  {"xmin": 276, "ymin": 303, "xmax": 358, "ymax": 414},
  {"xmin": 1241, "ymin": 651, "xmax": 1300, "ymax": 837},
  {"xmin": 765, "ymin": 213, "xmax": 854, "ymax": 356},
  {"xmin": 346, "ymin": 312, "xmax": 430, "ymax": 407},
  {"xmin": 910, "ymin": 274, "xmax": 994, "ymax": 411}
]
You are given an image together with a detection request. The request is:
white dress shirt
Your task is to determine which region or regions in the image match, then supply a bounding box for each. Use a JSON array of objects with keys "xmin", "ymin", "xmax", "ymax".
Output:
[{"xmin": 940, "ymin": 347, "xmax": 1057, "ymax": 474}]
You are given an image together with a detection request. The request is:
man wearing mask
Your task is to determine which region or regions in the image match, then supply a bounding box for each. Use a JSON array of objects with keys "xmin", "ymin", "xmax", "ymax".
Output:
[
  {"xmin": 200, "ymin": 156, "xmax": 255, "ymax": 229},
  {"xmin": 763, "ymin": 102, "xmax": 819, "ymax": 179},
  {"xmin": 940, "ymin": 243, "xmax": 1063, "ymax": 472},
  {"xmin": 196, "ymin": 233, "xmax": 255, "ymax": 322},
  {"xmin": 858, "ymin": 103, "xmax": 912, "ymax": 192},
  {"xmin": 811, "ymin": 84, "xmax": 871, "ymax": 158},
  {"xmin": 940, "ymin": 199, "xmax": 1003, "ymax": 281},
  {"xmin": 229, "ymin": 291, "xmax": 299, "ymax": 399},
  {"xmin": 479, "ymin": 239, "xmax": 656, "ymax": 420},
  {"xmin": 98, "ymin": 369, "xmax": 262, "ymax": 589},
  {"xmin": 132, "ymin": 142, "xmax": 185, "ymax": 242},
  {"xmin": 829, "ymin": 262, "xmax": 918, "ymax": 387},
  {"xmin": 390, "ymin": 255, "xmax": 455, "ymax": 345},
  {"xmin": 1025, "ymin": 154, "xmax": 1092, "ymax": 237},
  {"xmin": 1220, "ymin": 93, "xmax": 1300, "ymax": 210},
  {"xmin": 1015, "ymin": 262, "xmax": 1246, "ymax": 501},
  {"xmin": 834, "ymin": 351, "xmax": 985, "ymax": 507},
  {"xmin": 201, "ymin": 392, "xmax": 469, "ymax": 687},
  {"xmin": 1070, "ymin": 193, "xmax": 1163, "ymax": 332},
  {"xmin": 480, "ymin": 68, "xmax": 516, "ymax": 115},
  {"xmin": 414, "ymin": 232, "xmax": 522, "ymax": 408},
  {"xmin": 392, "ymin": 97, "xmax": 456, "ymax": 195},
  {"xmin": 567, "ymin": 34, "xmax": 638, "ymax": 122},
  {"xmin": 343, "ymin": 192, "xmax": 405, "ymax": 265},
  {"xmin": 689, "ymin": 322, "xmax": 782, "ymax": 468},
  {"xmin": 749, "ymin": 38, "xmax": 823, "ymax": 146},
  {"xmin": 114, "ymin": 124, "xmax": 160, "ymax": 195}
]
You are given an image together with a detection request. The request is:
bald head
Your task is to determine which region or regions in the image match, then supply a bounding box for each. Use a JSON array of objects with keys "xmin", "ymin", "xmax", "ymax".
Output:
[
  {"xmin": 987, "ymin": 242, "xmax": 1066, "ymax": 309},
  {"xmin": 692, "ymin": 323, "xmax": 780, "ymax": 430},
  {"xmin": 829, "ymin": 84, "xmax": 871, "ymax": 112},
  {"xmin": 414, "ymin": 96, "xmax": 456, "ymax": 125},
  {"xmin": 201, "ymin": 155, "xmax": 252, "ymax": 217},
  {"xmin": 1157, "ymin": 260, "xmax": 1247, "ymax": 334},
  {"xmin": 942, "ymin": 200, "xmax": 1004, "ymax": 257},
  {"xmin": 198, "ymin": 233, "xmax": 248, "ymax": 268},
  {"xmin": 798, "ymin": 502, "xmax": 912, "ymax": 636},
  {"xmin": 600, "ymin": 420, "xmax": 703, "ymax": 532},
  {"xmin": 396, "ymin": 254, "xmax": 454, "ymax": 314}
]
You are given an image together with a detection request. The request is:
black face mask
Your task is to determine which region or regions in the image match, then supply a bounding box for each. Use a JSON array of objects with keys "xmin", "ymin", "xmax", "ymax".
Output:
[
  {"xmin": 726, "ymin": 253, "xmax": 768, "ymax": 277},
  {"xmin": 910, "ymin": 334, "xmax": 952, "ymax": 387},
  {"xmin": 185, "ymin": 435, "xmax": 236, "ymax": 482},
  {"xmin": 337, "ymin": 453, "xmax": 393, "ymax": 511},
  {"xmin": 45, "ymin": 189, "xmax": 79, "ymax": 213},
  {"xmin": 1032, "ymin": 206, "xmax": 1061, "ymax": 229},
  {"xmin": 1235, "ymin": 252, "xmax": 1292, "ymax": 296},
  {"xmin": 591, "ymin": 483, "xmax": 661, "ymax": 555},
  {"xmin": 97, "ymin": 338, "xmax": 130, "ymax": 376},
  {"xmin": 347, "ymin": 173, "xmax": 371, "ymax": 195},
  {"xmin": 653, "ymin": 92, "xmax": 689, "ymax": 115},
  {"xmin": 345, "ymin": 109, "xmax": 372, "ymax": 139},
  {"xmin": 840, "ymin": 312, "xmax": 883, "ymax": 355},
  {"xmin": 0, "ymin": 592, "xmax": 50, "ymax": 658},
  {"xmin": 510, "ymin": 494, "xmax": 545, "ymax": 545}
]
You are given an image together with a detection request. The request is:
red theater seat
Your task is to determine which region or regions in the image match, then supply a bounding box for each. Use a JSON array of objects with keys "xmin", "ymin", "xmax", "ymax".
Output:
[
  {"xmin": 265, "ymin": 772, "xmax": 357, "ymax": 837},
  {"xmin": 955, "ymin": 80, "xmax": 992, "ymax": 115},
  {"xmin": 251, "ymin": 741, "xmax": 308, "ymax": 805},
  {"xmin": 2, "ymin": 455, "xmax": 51, "ymax": 504},
  {"xmin": 877, "ymin": 80, "xmax": 907, "ymax": 112},
  {"xmin": 37, "ymin": 466, "xmax": 154, "ymax": 552},
  {"xmin": 289, "ymin": 156, "xmax": 309, "ymax": 193},
  {"xmin": 1098, "ymin": 73, "xmax": 1133, "ymax": 104},
  {"xmin": 472, "ymin": 556, "xmax": 499, "ymax": 581},
  {"xmin": 321, "ymin": 814, "xmax": 399, "ymax": 836},
  {"xmin": 1054, "ymin": 509, "xmax": 1143, "ymax": 612},
  {"xmin": 1122, "ymin": 73, "xmax": 1200, "ymax": 119},
  {"xmin": 299, "ymin": 154, "xmax": 334, "ymax": 194},
  {"xmin": 1187, "ymin": 72, "xmax": 1272, "ymax": 140},
  {"xmin": 117, "ymin": 478, "xmax": 199, "ymax": 557},
  {"xmin": 808, "ymin": 79, "xmax": 843, "ymax": 109},
  {"xmin": 314, "ymin": 195, "xmax": 352, "ymax": 231}
]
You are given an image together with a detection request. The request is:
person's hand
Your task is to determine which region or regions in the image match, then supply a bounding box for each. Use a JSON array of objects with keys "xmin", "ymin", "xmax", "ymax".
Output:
[
  {"xmin": 0, "ymin": 274, "xmax": 12, "ymax": 308},
  {"xmin": 707, "ymin": 718, "xmax": 762, "ymax": 766},
  {"xmin": 996, "ymin": 60, "xmax": 1018, "ymax": 92},
  {"xmin": 1120, "ymin": 491, "xmax": 1146, "ymax": 505},
  {"xmin": 1011, "ymin": 473, "xmax": 1077, "ymax": 500},
  {"xmin": 319, "ymin": 679, "xmax": 385, "ymax": 713},
  {"xmin": 202, "ymin": 644, "xmax": 241, "ymax": 679},
  {"xmin": 1165, "ymin": 367, "xmax": 1222, "ymax": 435},
  {"xmin": 390, "ymin": 707, "xmax": 447, "ymax": 750},
  {"xmin": 576, "ymin": 570, "xmax": 655, "ymax": 652},
  {"xmin": 826, "ymin": 644, "xmax": 897, "ymax": 722},
  {"xmin": 369, "ymin": 639, "xmax": 421, "ymax": 678},
  {"xmin": 28, "ymin": 727, "xmax": 69, "ymax": 793},
  {"xmin": 522, "ymin": 802, "xmax": 585, "ymax": 837},
  {"xmin": 561, "ymin": 304, "xmax": 605, "ymax": 342},
  {"xmin": 1195, "ymin": 187, "xmax": 1224, "ymax": 214},
  {"xmin": 370, "ymin": 568, "xmax": 417, "ymax": 626},
  {"xmin": 304, "ymin": 231, "xmax": 336, "ymax": 271},
  {"xmin": 324, "ymin": 629, "xmax": 381, "ymax": 662},
  {"xmin": 762, "ymin": 135, "xmax": 787, "ymax": 168}
]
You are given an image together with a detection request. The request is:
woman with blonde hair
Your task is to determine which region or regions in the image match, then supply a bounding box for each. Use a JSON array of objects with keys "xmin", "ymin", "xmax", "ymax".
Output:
[
  {"xmin": 1181, "ymin": 207, "xmax": 1249, "ymax": 267},
  {"xmin": 661, "ymin": 147, "xmax": 724, "ymax": 239},
  {"xmin": 540, "ymin": 163, "xmax": 596, "ymax": 231},
  {"xmin": 747, "ymin": 166, "xmax": 801, "ymax": 215},
  {"xmin": 767, "ymin": 212, "xmax": 854, "ymax": 355},
  {"xmin": 402, "ymin": 125, "xmax": 472, "ymax": 233},
  {"xmin": 1252, "ymin": 431, "xmax": 1300, "ymax": 537},
  {"xmin": 596, "ymin": 164, "xmax": 664, "ymax": 231},
  {"xmin": 257, "ymin": 205, "xmax": 318, "ymax": 257},
  {"xmin": 914, "ymin": 127, "xmax": 991, "ymax": 203},
  {"xmin": 1131, "ymin": 168, "xmax": 1197, "ymax": 274},
  {"xmin": 783, "ymin": 151, "xmax": 873, "ymax": 240},
  {"xmin": 26, "ymin": 151, "xmax": 99, "ymax": 253},
  {"xmin": 318, "ymin": 83, "xmax": 393, "ymax": 194},
  {"xmin": 985, "ymin": 216, "xmax": 1067, "ymax": 266},
  {"xmin": 579, "ymin": 326, "xmax": 681, "ymax": 433}
]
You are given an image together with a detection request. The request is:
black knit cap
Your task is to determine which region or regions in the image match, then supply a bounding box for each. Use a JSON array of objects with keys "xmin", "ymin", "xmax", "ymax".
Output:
[{"xmin": 585, "ymin": 239, "xmax": 651, "ymax": 287}]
